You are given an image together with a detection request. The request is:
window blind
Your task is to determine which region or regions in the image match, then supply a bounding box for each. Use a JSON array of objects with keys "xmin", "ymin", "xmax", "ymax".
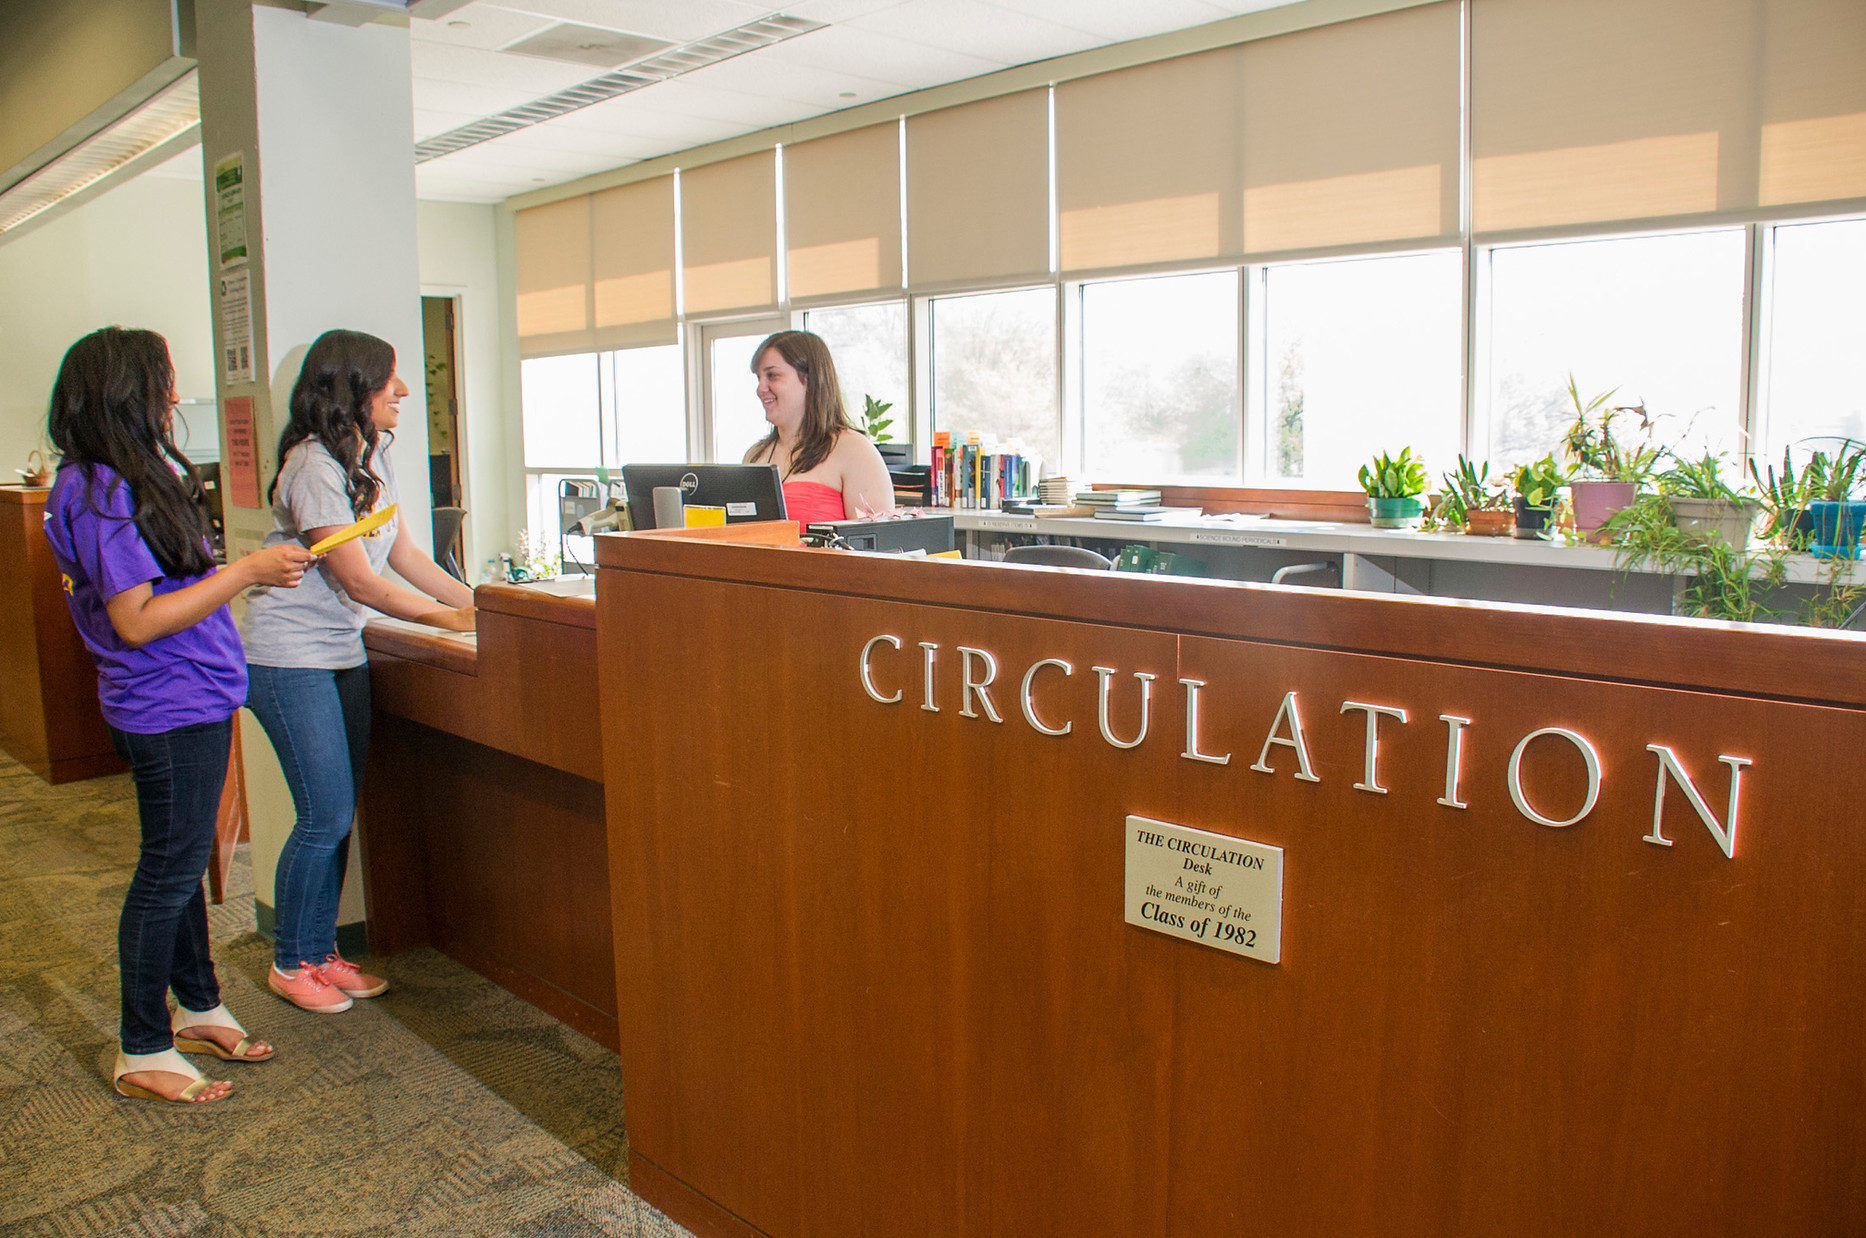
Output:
[
  {"xmin": 515, "ymin": 195, "xmax": 593, "ymax": 358},
  {"xmin": 906, "ymin": 90, "xmax": 1050, "ymax": 289},
  {"xmin": 591, "ymin": 175, "xmax": 677, "ymax": 349},
  {"xmin": 1473, "ymin": 0, "xmax": 1866, "ymax": 234},
  {"xmin": 1056, "ymin": 45, "xmax": 1245, "ymax": 273},
  {"xmin": 1240, "ymin": 2, "xmax": 1461, "ymax": 256},
  {"xmin": 785, "ymin": 122, "xmax": 903, "ymax": 301},
  {"xmin": 680, "ymin": 151, "xmax": 778, "ymax": 315}
]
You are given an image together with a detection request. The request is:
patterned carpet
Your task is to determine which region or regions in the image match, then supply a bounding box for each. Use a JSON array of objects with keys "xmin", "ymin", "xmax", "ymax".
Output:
[{"xmin": 0, "ymin": 751, "xmax": 692, "ymax": 1238}]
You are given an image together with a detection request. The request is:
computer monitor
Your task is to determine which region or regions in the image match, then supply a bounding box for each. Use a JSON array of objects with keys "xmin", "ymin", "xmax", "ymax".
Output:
[{"xmin": 620, "ymin": 463, "xmax": 788, "ymax": 530}]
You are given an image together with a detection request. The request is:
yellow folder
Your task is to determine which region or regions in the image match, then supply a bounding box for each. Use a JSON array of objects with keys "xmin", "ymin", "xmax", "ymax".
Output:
[{"xmin": 308, "ymin": 503, "xmax": 398, "ymax": 556}]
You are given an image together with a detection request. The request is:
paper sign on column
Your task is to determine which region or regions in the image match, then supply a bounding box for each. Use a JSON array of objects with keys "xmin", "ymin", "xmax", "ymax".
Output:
[
  {"xmin": 223, "ymin": 397, "xmax": 261, "ymax": 509},
  {"xmin": 218, "ymin": 271, "xmax": 254, "ymax": 384},
  {"xmin": 1125, "ymin": 815, "xmax": 1283, "ymax": 963},
  {"xmin": 214, "ymin": 154, "xmax": 247, "ymax": 267}
]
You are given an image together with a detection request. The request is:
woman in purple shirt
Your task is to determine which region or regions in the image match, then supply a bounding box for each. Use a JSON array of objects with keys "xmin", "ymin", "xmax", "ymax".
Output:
[{"xmin": 43, "ymin": 328, "xmax": 315, "ymax": 1104}]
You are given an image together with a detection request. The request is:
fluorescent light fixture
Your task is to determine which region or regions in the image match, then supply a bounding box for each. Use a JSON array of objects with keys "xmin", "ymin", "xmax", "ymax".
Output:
[
  {"xmin": 415, "ymin": 15, "xmax": 826, "ymax": 164},
  {"xmin": 0, "ymin": 71, "xmax": 201, "ymax": 236}
]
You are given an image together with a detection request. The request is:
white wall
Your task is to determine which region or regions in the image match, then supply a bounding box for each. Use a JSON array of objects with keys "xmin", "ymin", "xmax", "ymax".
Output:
[
  {"xmin": 417, "ymin": 199, "xmax": 519, "ymax": 573},
  {"xmin": 0, "ymin": 166, "xmax": 213, "ymax": 471}
]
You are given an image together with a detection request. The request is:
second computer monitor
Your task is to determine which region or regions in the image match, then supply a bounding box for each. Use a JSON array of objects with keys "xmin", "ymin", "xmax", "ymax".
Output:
[{"xmin": 620, "ymin": 463, "xmax": 788, "ymax": 530}]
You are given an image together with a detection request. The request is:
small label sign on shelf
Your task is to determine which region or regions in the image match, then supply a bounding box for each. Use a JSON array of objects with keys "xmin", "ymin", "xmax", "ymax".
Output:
[
  {"xmin": 1125, "ymin": 815, "xmax": 1283, "ymax": 963},
  {"xmin": 1189, "ymin": 530, "xmax": 1289, "ymax": 547}
]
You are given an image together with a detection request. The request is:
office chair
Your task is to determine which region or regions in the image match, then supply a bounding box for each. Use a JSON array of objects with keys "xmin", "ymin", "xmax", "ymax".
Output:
[
  {"xmin": 432, "ymin": 505, "xmax": 467, "ymax": 581},
  {"xmin": 1003, "ymin": 543, "xmax": 1113, "ymax": 570}
]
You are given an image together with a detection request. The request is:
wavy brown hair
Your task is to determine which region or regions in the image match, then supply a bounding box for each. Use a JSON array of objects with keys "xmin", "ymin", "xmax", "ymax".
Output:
[
  {"xmin": 271, "ymin": 329, "xmax": 395, "ymax": 519},
  {"xmin": 47, "ymin": 327, "xmax": 215, "ymax": 577},
  {"xmin": 745, "ymin": 330, "xmax": 851, "ymax": 478}
]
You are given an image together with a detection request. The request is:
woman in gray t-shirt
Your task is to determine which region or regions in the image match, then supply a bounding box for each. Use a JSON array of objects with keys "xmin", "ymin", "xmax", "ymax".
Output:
[{"xmin": 241, "ymin": 329, "xmax": 474, "ymax": 1014}]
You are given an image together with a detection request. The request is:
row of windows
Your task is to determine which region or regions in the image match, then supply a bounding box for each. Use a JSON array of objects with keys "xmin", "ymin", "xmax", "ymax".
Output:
[{"xmin": 522, "ymin": 216, "xmax": 1865, "ymax": 521}]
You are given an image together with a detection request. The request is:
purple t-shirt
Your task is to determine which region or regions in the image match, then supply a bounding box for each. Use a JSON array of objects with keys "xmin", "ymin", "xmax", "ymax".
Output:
[{"xmin": 41, "ymin": 463, "xmax": 246, "ymax": 734}]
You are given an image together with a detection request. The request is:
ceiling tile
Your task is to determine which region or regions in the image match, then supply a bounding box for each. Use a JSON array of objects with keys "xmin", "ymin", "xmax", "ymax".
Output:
[
  {"xmin": 676, "ymin": 52, "xmax": 912, "ymax": 110},
  {"xmin": 980, "ymin": 0, "xmax": 1230, "ymax": 42},
  {"xmin": 408, "ymin": 2, "xmax": 553, "ymax": 51},
  {"xmin": 844, "ymin": 0, "xmax": 1104, "ymax": 64},
  {"xmin": 756, "ymin": 25, "xmax": 1009, "ymax": 88},
  {"xmin": 410, "ymin": 41, "xmax": 593, "ymax": 92},
  {"xmin": 780, "ymin": 0, "xmax": 913, "ymax": 19},
  {"xmin": 615, "ymin": 78, "xmax": 811, "ymax": 128},
  {"xmin": 411, "ymin": 78, "xmax": 561, "ymax": 122},
  {"xmin": 483, "ymin": 0, "xmax": 771, "ymax": 43}
]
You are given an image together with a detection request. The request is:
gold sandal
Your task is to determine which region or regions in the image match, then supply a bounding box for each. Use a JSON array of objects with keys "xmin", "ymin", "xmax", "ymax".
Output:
[
  {"xmin": 172, "ymin": 1002, "xmax": 274, "ymax": 1062},
  {"xmin": 113, "ymin": 1048, "xmax": 224, "ymax": 1103}
]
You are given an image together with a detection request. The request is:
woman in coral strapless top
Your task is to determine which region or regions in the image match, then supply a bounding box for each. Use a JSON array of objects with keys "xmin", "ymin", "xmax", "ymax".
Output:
[{"xmin": 742, "ymin": 330, "xmax": 895, "ymax": 524}]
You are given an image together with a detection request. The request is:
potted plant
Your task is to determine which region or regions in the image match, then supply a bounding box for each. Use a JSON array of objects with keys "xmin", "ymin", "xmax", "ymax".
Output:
[
  {"xmin": 1659, "ymin": 452, "xmax": 1759, "ymax": 550},
  {"xmin": 1806, "ymin": 441, "xmax": 1866, "ymax": 559},
  {"xmin": 1749, "ymin": 447, "xmax": 1818, "ymax": 549},
  {"xmin": 1560, "ymin": 375, "xmax": 1659, "ymax": 542},
  {"xmin": 1358, "ymin": 448, "xmax": 1429, "ymax": 529},
  {"xmin": 1510, "ymin": 454, "xmax": 1565, "ymax": 540},
  {"xmin": 1442, "ymin": 455, "xmax": 1513, "ymax": 536}
]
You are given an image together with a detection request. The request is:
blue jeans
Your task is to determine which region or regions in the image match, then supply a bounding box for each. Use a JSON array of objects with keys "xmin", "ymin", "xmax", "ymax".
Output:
[
  {"xmin": 245, "ymin": 664, "xmax": 371, "ymax": 971},
  {"xmin": 111, "ymin": 718, "xmax": 231, "ymax": 1054}
]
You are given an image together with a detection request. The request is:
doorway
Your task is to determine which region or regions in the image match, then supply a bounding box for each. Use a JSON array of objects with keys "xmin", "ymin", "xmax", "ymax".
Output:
[
  {"xmin": 698, "ymin": 317, "xmax": 787, "ymax": 463},
  {"xmin": 420, "ymin": 296, "xmax": 465, "ymax": 576}
]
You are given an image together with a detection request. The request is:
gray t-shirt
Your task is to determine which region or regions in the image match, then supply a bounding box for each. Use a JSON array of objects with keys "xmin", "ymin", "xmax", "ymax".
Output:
[{"xmin": 242, "ymin": 439, "xmax": 400, "ymax": 670}]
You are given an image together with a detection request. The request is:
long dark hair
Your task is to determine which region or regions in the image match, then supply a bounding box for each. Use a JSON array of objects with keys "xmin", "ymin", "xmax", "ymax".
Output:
[
  {"xmin": 47, "ymin": 327, "xmax": 214, "ymax": 577},
  {"xmin": 747, "ymin": 330, "xmax": 852, "ymax": 478},
  {"xmin": 272, "ymin": 329, "xmax": 396, "ymax": 519}
]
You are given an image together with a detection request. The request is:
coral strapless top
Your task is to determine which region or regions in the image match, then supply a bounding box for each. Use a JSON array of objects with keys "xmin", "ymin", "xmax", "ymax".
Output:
[{"xmin": 783, "ymin": 479, "xmax": 847, "ymax": 525}]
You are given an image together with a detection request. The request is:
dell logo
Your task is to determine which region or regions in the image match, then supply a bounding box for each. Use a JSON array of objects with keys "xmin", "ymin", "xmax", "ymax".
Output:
[{"xmin": 680, "ymin": 472, "xmax": 699, "ymax": 497}]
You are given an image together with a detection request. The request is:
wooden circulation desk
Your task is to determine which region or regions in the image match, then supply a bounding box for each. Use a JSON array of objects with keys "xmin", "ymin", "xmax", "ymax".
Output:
[
  {"xmin": 357, "ymin": 576, "xmax": 614, "ymax": 1048},
  {"xmin": 595, "ymin": 524, "xmax": 1866, "ymax": 1238},
  {"xmin": 0, "ymin": 485, "xmax": 124, "ymax": 782}
]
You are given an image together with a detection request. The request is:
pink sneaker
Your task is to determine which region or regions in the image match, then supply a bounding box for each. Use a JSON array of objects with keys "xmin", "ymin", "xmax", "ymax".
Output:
[
  {"xmin": 311, "ymin": 953, "xmax": 388, "ymax": 999},
  {"xmin": 269, "ymin": 963, "xmax": 354, "ymax": 1013}
]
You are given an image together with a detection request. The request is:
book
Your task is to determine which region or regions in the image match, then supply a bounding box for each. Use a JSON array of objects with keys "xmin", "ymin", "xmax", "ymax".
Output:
[{"xmin": 1092, "ymin": 505, "xmax": 1203, "ymax": 522}]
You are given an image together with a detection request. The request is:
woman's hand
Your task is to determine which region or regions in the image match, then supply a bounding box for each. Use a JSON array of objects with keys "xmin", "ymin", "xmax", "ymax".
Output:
[
  {"xmin": 238, "ymin": 544, "xmax": 318, "ymax": 589},
  {"xmin": 419, "ymin": 605, "xmax": 476, "ymax": 633}
]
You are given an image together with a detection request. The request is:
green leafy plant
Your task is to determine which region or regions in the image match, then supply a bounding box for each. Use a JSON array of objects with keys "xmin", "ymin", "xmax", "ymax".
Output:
[
  {"xmin": 1602, "ymin": 491, "xmax": 1866, "ymax": 626},
  {"xmin": 1560, "ymin": 374, "xmax": 1660, "ymax": 484},
  {"xmin": 1510, "ymin": 454, "xmax": 1567, "ymax": 508},
  {"xmin": 1808, "ymin": 441, "xmax": 1866, "ymax": 501},
  {"xmin": 1605, "ymin": 495, "xmax": 1787, "ymax": 623},
  {"xmin": 859, "ymin": 394, "xmax": 895, "ymax": 443},
  {"xmin": 1358, "ymin": 448, "xmax": 1429, "ymax": 499},
  {"xmin": 1439, "ymin": 455, "xmax": 1511, "ymax": 525},
  {"xmin": 1658, "ymin": 451, "xmax": 1744, "ymax": 501},
  {"xmin": 1749, "ymin": 447, "xmax": 1817, "ymax": 548}
]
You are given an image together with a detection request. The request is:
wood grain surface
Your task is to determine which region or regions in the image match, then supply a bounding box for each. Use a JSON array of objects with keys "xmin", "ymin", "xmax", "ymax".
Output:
[
  {"xmin": 356, "ymin": 585, "xmax": 614, "ymax": 1042},
  {"xmin": 0, "ymin": 486, "xmax": 122, "ymax": 783},
  {"xmin": 595, "ymin": 528, "xmax": 1866, "ymax": 1238}
]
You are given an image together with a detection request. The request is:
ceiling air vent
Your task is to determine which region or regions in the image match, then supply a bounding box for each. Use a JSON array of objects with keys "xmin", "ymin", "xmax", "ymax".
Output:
[
  {"xmin": 415, "ymin": 14, "xmax": 826, "ymax": 164},
  {"xmin": 505, "ymin": 23, "xmax": 673, "ymax": 71}
]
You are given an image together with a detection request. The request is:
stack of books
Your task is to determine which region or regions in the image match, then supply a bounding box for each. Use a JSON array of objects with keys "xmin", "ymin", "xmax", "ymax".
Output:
[{"xmin": 1078, "ymin": 488, "xmax": 1202, "ymax": 522}]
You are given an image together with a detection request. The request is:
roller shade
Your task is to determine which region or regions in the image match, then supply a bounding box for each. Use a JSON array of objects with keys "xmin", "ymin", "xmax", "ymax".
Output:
[
  {"xmin": 1056, "ymin": 46, "xmax": 1244, "ymax": 273},
  {"xmin": 591, "ymin": 175, "xmax": 676, "ymax": 349},
  {"xmin": 680, "ymin": 151, "xmax": 778, "ymax": 315},
  {"xmin": 1240, "ymin": 2, "xmax": 1461, "ymax": 256},
  {"xmin": 785, "ymin": 122, "xmax": 903, "ymax": 301},
  {"xmin": 1757, "ymin": 0, "xmax": 1866, "ymax": 207},
  {"xmin": 906, "ymin": 90, "xmax": 1049, "ymax": 288},
  {"xmin": 1472, "ymin": 0, "xmax": 1866, "ymax": 234},
  {"xmin": 516, "ymin": 195, "xmax": 593, "ymax": 358}
]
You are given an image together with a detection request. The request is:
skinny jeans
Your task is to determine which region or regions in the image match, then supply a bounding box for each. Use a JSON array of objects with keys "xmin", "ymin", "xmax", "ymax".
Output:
[
  {"xmin": 244, "ymin": 663, "xmax": 370, "ymax": 971},
  {"xmin": 111, "ymin": 717, "xmax": 231, "ymax": 1054}
]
